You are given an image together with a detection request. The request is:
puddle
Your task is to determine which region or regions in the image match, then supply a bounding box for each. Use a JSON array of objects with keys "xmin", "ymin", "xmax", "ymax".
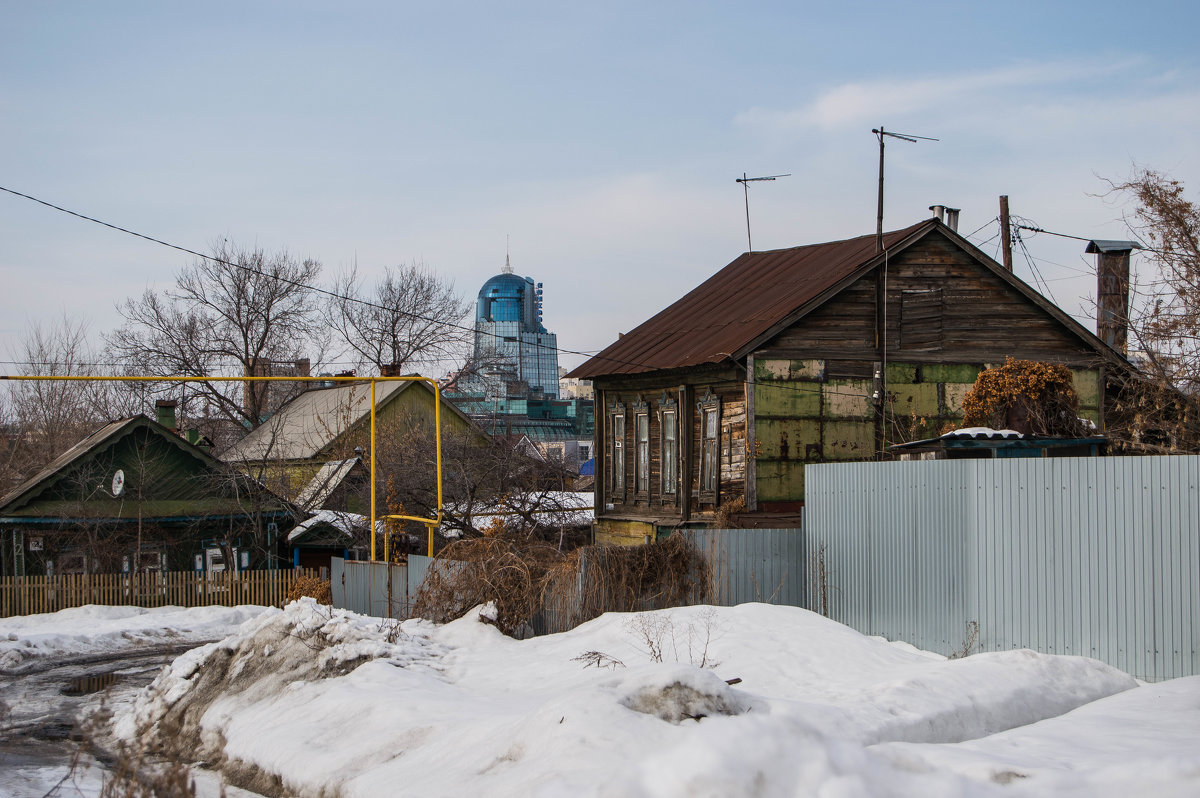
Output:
[{"xmin": 62, "ymin": 673, "xmax": 122, "ymax": 696}]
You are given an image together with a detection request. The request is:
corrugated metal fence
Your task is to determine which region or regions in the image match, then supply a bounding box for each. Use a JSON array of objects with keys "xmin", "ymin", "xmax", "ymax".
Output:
[
  {"xmin": 332, "ymin": 528, "xmax": 807, "ymax": 629},
  {"xmin": 331, "ymin": 557, "xmax": 433, "ymax": 618},
  {"xmin": 806, "ymin": 456, "xmax": 1200, "ymax": 681}
]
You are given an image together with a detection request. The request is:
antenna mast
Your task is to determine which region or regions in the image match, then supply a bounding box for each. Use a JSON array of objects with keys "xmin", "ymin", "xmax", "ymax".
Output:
[
  {"xmin": 736, "ymin": 172, "xmax": 790, "ymax": 253},
  {"xmin": 872, "ymin": 127, "xmax": 938, "ymax": 252}
]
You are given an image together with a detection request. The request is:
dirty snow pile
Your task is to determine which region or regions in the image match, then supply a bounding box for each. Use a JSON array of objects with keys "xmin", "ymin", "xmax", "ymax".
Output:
[
  {"xmin": 0, "ymin": 604, "xmax": 265, "ymax": 672},
  {"xmin": 109, "ymin": 599, "xmax": 1200, "ymax": 797}
]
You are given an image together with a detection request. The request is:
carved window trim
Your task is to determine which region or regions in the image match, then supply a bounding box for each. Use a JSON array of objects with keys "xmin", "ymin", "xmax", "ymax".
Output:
[
  {"xmin": 607, "ymin": 401, "xmax": 626, "ymax": 501},
  {"xmin": 697, "ymin": 389, "xmax": 721, "ymax": 502},
  {"xmin": 658, "ymin": 392, "xmax": 678, "ymax": 501},
  {"xmin": 632, "ymin": 396, "xmax": 650, "ymax": 496}
]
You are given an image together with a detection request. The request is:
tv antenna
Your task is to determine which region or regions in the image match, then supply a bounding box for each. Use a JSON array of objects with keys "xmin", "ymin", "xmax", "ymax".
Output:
[
  {"xmin": 872, "ymin": 127, "xmax": 938, "ymax": 252},
  {"xmin": 736, "ymin": 172, "xmax": 790, "ymax": 253}
]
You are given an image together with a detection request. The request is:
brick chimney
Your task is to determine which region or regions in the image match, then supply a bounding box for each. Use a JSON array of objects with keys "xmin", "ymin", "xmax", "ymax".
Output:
[
  {"xmin": 1087, "ymin": 239, "xmax": 1139, "ymax": 355},
  {"xmin": 155, "ymin": 399, "xmax": 178, "ymax": 432}
]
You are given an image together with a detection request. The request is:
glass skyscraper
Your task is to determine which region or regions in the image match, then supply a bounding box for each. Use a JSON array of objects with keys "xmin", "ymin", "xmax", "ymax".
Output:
[{"xmin": 467, "ymin": 255, "xmax": 559, "ymax": 400}]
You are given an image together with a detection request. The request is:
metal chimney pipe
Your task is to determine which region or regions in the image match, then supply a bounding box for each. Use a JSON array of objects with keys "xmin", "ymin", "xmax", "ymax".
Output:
[
  {"xmin": 928, "ymin": 204, "xmax": 945, "ymax": 222},
  {"xmin": 944, "ymin": 207, "xmax": 960, "ymax": 232}
]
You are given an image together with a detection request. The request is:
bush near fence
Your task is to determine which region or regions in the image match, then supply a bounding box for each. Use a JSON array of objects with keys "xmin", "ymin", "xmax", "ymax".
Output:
[{"xmin": 0, "ymin": 569, "xmax": 321, "ymax": 617}]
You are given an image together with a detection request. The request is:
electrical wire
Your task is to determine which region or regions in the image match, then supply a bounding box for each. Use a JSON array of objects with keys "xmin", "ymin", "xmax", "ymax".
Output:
[{"xmin": 0, "ymin": 184, "xmax": 968, "ymax": 404}]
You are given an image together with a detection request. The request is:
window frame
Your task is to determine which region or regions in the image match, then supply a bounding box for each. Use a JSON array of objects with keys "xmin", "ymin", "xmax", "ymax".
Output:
[
  {"xmin": 698, "ymin": 390, "xmax": 721, "ymax": 502},
  {"xmin": 658, "ymin": 394, "xmax": 678, "ymax": 501},
  {"xmin": 607, "ymin": 401, "xmax": 626, "ymax": 501},
  {"xmin": 633, "ymin": 397, "xmax": 650, "ymax": 496}
]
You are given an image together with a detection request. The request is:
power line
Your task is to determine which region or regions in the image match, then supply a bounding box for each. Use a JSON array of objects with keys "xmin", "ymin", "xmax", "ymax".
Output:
[{"xmin": 0, "ymin": 185, "xmax": 885, "ymax": 401}]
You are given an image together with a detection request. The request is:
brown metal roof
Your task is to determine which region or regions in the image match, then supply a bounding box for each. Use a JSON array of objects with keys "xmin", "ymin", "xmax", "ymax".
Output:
[{"xmin": 570, "ymin": 220, "xmax": 937, "ymax": 378}]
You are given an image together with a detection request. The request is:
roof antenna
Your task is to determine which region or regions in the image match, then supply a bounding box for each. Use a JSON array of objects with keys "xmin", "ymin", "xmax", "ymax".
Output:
[
  {"xmin": 736, "ymin": 172, "xmax": 790, "ymax": 253},
  {"xmin": 872, "ymin": 127, "xmax": 938, "ymax": 253},
  {"xmin": 503, "ymin": 234, "xmax": 513, "ymax": 274}
]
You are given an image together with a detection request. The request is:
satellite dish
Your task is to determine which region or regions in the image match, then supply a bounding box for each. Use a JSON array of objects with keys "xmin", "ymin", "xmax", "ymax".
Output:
[{"xmin": 111, "ymin": 469, "xmax": 125, "ymax": 497}]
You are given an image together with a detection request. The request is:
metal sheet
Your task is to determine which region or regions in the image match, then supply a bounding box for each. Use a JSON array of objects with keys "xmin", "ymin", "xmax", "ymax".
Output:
[
  {"xmin": 683, "ymin": 527, "xmax": 806, "ymax": 608},
  {"xmin": 569, "ymin": 222, "xmax": 934, "ymax": 378},
  {"xmin": 806, "ymin": 456, "xmax": 1200, "ymax": 681}
]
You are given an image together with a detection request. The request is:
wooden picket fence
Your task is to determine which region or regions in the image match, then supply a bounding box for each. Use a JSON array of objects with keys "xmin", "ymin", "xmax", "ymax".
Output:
[{"xmin": 0, "ymin": 569, "xmax": 322, "ymax": 618}]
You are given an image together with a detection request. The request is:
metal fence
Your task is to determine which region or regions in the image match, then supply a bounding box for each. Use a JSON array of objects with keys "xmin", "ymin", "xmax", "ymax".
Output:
[
  {"xmin": 333, "ymin": 528, "xmax": 808, "ymax": 630},
  {"xmin": 806, "ymin": 456, "xmax": 1200, "ymax": 681}
]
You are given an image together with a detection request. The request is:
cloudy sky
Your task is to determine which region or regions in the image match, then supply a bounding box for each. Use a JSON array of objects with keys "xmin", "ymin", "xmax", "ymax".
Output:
[{"xmin": 3, "ymin": 1, "xmax": 1198, "ymax": 372}]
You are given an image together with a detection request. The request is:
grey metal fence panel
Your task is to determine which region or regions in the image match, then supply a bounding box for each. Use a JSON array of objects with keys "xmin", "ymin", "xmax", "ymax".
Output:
[
  {"xmin": 683, "ymin": 527, "xmax": 806, "ymax": 608},
  {"xmin": 331, "ymin": 557, "xmax": 346, "ymax": 609},
  {"xmin": 806, "ymin": 456, "xmax": 1200, "ymax": 681},
  {"xmin": 334, "ymin": 560, "xmax": 409, "ymax": 619}
]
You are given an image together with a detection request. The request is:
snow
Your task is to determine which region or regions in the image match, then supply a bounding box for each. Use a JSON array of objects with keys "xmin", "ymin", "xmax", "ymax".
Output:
[
  {"xmin": 6, "ymin": 600, "xmax": 1198, "ymax": 796},
  {"xmin": 0, "ymin": 604, "xmax": 266, "ymax": 672},
  {"xmin": 288, "ymin": 509, "xmax": 367, "ymax": 542},
  {"xmin": 942, "ymin": 427, "xmax": 1024, "ymax": 439}
]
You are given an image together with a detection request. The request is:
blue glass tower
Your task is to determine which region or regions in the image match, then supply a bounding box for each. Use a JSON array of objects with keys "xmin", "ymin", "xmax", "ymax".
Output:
[{"xmin": 469, "ymin": 256, "xmax": 559, "ymax": 400}]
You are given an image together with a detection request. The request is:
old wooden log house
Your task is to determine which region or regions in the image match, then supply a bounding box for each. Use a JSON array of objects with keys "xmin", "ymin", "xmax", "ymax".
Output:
[{"xmin": 569, "ymin": 216, "xmax": 1128, "ymax": 545}]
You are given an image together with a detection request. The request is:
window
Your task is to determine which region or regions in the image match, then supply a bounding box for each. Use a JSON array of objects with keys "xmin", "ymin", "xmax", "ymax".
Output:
[
  {"xmin": 608, "ymin": 403, "xmax": 626, "ymax": 498},
  {"xmin": 661, "ymin": 408, "xmax": 677, "ymax": 496},
  {"xmin": 698, "ymin": 390, "xmax": 721, "ymax": 498},
  {"xmin": 635, "ymin": 411, "xmax": 650, "ymax": 493}
]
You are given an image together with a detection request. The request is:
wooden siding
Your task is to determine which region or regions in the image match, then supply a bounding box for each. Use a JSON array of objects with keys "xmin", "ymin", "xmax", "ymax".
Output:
[
  {"xmin": 595, "ymin": 370, "xmax": 746, "ymax": 528},
  {"xmin": 757, "ymin": 230, "xmax": 1102, "ymax": 367}
]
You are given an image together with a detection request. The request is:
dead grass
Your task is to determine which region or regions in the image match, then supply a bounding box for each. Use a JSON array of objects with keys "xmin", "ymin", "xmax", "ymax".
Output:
[
  {"xmin": 413, "ymin": 532, "xmax": 711, "ymax": 637},
  {"xmin": 286, "ymin": 575, "xmax": 332, "ymax": 605}
]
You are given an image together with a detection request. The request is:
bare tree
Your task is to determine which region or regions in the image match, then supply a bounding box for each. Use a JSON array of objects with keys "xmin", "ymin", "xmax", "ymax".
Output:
[
  {"xmin": 109, "ymin": 242, "xmax": 323, "ymax": 429},
  {"xmin": 1108, "ymin": 168, "xmax": 1200, "ymax": 393},
  {"xmin": 1, "ymin": 315, "xmax": 115, "ymax": 490},
  {"xmin": 326, "ymin": 261, "xmax": 470, "ymax": 376},
  {"xmin": 1102, "ymin": 168, "xmax": 1200, "ymax": 451}
]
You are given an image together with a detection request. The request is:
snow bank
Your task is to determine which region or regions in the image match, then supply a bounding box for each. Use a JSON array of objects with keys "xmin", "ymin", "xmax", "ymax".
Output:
[
  {"xmin": 0, "ymin": 603, "xmax": 266, "ymax": 672},
  {"xmin": 102, "ymin": 600, "xmax": 1177, "ymax": 797}
]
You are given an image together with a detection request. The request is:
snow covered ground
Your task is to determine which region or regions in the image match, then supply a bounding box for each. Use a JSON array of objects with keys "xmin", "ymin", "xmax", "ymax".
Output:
[
  {"xmin": 5, "ymin": 600, "xmax": 1200, "ymax": 796},
  {"xmin": 0, "ymin": 604, "xmax": 266, "ymax": 673}
]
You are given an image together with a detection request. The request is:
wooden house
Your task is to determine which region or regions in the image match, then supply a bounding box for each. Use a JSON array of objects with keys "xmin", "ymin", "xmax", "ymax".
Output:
[
  {"xmin": 569, "ymin": 218, "xmax": 1127, "ymax": 545},
  {"xmin": 0, "ymin": 415, "xmax": 296, "ymax": 577},
  {"xmin": 221, "ymin": 379, "xmax": 488, "ymax": 503}
]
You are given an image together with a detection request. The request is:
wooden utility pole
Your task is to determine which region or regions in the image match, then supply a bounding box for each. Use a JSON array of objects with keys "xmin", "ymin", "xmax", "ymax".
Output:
[{"xmin": 999, "ymin": 195, "xmax": 1014, "ymax": 272}]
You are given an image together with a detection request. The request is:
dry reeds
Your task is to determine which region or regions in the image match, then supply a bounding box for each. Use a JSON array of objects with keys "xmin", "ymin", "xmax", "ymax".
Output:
[
  {"xmin": 286, "ymin": 574, "xmax": 333, "ymax": 605},
  {"xmin": 413, "ymin": 533, "xmax": 711, "ymax": 637}
]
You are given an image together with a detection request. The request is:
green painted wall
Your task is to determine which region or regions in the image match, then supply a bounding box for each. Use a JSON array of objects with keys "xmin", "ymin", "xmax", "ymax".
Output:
[{"xmin": 753, "ymin": 360, "xmax": 1102, "ymax": 504}]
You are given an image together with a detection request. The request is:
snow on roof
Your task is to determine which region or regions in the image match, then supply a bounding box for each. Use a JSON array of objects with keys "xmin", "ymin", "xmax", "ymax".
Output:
[
  {"xmin": 295, "ymin": 458, "xmax": 364, "ymax": 512},
  {"xmin": 940, "ymin": 427, "xmax": 1024, "ymax": 440},
  {"xmin": 288, "ymin": 509, "xmax": 369, "ymax": 542}
]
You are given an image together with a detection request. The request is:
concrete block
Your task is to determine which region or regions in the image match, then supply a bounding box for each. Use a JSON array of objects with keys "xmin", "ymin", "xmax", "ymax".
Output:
[
  {"xmin": 823, "ymin": 421, "xmax": 875, "ymax": 460},
  {"xmin": 824, "ymin": 380, "xmax": 874, "ymax": 419},
  {"xmin": 1072, "ymin": 368, "xmax": 1101, "ymax": 408},
  {"xmin": 922, "ymin": 363, "xmax": 981, "ymax": 384},
  {"xmin": 754, "ymin": 418, "xmax": 822, "ymax": 460},
  {"xmin": 886, "ymin": 363, "xmax": 917, "ymax": 384},
  {"xmin": 756, "ymin": 382, "xmax": 821, "ymax": 417},
  {"xmin": 942, "ymin": 382, "xmax": 973, "ymax": 415},
  {"xmin": 755, "ymin": 459, "xmax": 805, "ymax": 502},
  {"xmin": 890, "ymin": 383, "xmax": 940, "ymax": 416}
]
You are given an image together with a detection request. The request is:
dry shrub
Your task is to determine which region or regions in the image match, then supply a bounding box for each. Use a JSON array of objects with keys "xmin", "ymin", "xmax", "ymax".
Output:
[
  {"xmin": 713, "ymin": 496, "xmax": 746, "ymax": 529},
  {"xmin": 287, "ymin": 574, "xmax": 332, "ymax": 605},
  {"xmin": 961, "ymin": 357, "xmax": 1087, "ymax": 436},
  {"xmin": 413, "ymin": 533, "xmax": 711, "ymax": 637}
]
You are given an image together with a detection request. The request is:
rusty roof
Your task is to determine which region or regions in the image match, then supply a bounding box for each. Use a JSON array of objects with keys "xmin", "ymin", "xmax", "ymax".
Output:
[{"xmin": 570, "ymin": 220, "xmax": 937, "ymax": 378}]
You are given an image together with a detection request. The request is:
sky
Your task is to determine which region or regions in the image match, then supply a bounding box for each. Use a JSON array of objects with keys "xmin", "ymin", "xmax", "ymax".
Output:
[{"xmin": 3, "ymin": 1, "xmax": 1199, "ymax": 373}]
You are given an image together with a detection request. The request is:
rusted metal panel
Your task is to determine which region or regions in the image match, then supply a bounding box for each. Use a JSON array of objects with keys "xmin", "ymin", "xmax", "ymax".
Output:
[
  {"xmin": 807, "ymin": 456, "xmax": 1200, "ymax": 681},
  {"xmin": 571, "ymin": 222, "xmax": 935, "ymax": 378}
]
